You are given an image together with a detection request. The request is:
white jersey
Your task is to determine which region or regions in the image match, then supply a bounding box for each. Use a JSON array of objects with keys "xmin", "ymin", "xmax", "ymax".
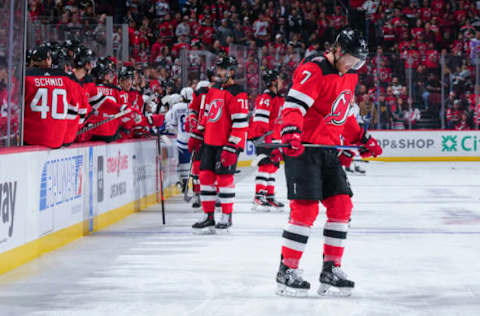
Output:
[{"xmin": 165, "ymin": 102, "xmax": 189, "ymax": 149}]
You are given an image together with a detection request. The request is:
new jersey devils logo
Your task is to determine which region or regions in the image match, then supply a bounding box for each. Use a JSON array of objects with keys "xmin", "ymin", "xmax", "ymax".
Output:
[
  {"xmin": 324, "ymin": 90, "xmax": 352, "ymax": 126},
  {"xmin": 208, "ymin": 99, "xmax": 224, "ymax": 123}
]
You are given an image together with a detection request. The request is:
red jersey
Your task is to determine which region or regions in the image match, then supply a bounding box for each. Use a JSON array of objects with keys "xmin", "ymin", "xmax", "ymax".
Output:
[
  {"xmin": 88, "ymin": 84, "xmax": 123, "ymax": 138},
  {"xmin": 128, "ymin": 89, "xmax": 144, "ymax": 112},
  {"xmin": 24, "ymin": 68, "xmax": 77, "ymax": 148},
  {"xmin": 281, "ymin": 54, "xmax": 361, "ymax": 146},
  {"xmin": 189, "ymin": 83, "xmax": 210, "ymax": 133},
  {"xmin": 200, "ymin": 83, "xmax": 249, "ymax": 149},
  {"xmin": 64, "ymin": 76, "xmax": 90, "ymax": 144},
  {"xmin": 248, "ymin": 90, "xmax": 276, "ymax": 140}
]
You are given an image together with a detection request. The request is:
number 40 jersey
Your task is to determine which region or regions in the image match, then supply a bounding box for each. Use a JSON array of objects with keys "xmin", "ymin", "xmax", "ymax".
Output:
[
  {"xmin": 282, "ymin": 54, "xmax": 363, "ymax": 146},
  {"xmin": 24, "ymin": 68, "xmax": 78, "ymax": 148}
]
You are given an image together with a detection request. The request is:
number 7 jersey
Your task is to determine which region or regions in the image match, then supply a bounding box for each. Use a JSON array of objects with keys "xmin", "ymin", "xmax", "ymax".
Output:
[
  {"xmin": 282, "ymin": 54, "xmax": 360, "ymax": 146},
  {"xmin": 201, "ymin": 83, "xmax": 249, "ymax": 149}
]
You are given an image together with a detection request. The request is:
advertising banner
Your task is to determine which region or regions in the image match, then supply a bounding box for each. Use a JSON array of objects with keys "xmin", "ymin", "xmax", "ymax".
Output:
[
  {"xmin": 38, "ymin": 148, "xmax": 86, "ymax": 236},
  {"xmin": 0, "ymin": 152, "xmax": 39, "ymax": 253},
  {"xmin": 370, "ymin": 131, "xmax": 480, "ymax": 157}
]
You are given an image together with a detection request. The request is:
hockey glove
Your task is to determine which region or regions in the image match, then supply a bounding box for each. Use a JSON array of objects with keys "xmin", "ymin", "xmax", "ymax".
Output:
[
  {"xmin": 185, "ymin": 112, "xmax": 198, "ymax": 132},
  {"xmin": 281, "ymin": 126, "xmax": 304, "ymax": 157},
  {"xmin": 338, "ymin": 150, "xmax": 354, "ymax": 167},
  {"xmin": 220, "ymin": 144, "xmax": 239, "ymax": 167},
  {"xmin": 270, "ymin": 148, "xmax": 283, "ymax": 164},
  {"xmin": 188, "ymin": 132, "xmax": 203, "ymax": 153},
  {"xmin": 358, "ymin": 131, "xmax": 382, "ymax": 158}
]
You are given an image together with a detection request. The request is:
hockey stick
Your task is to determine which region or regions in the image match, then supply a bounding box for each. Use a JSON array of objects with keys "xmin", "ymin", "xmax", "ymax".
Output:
[
  {"xmin": 183, "ymin": 151, "xmax": 195, "ymax": 202},
  {"xmin": 77, "ymin": 108, "xmax": 132, "ymax": 135},
  {"xmin": 156, "ymin": 132, "xmax": 166, "ymax": 225},
  {"xmin": 256, "ymin": 142, "xmax": 364, "ymax": 151}
]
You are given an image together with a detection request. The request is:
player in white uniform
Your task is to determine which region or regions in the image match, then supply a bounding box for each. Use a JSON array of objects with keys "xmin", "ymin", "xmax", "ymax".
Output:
[{"xmin": 165, "ymin": 92, "xmax": 191, "ymax": 191}]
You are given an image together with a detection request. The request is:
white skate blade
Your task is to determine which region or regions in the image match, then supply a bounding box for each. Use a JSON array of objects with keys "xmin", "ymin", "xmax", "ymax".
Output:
[
  {"xmin": 270, "ymin": 206, "xmax": 284, "ymax": 212},
  {"xmin": 214, "ymin": 226, "xmax": 231, "ymax": 234},
  {"xmin": 276, "ymin": 283, "xmax": 309, "ymax": 297},
  {"xmin": 317, "ymin": 283, "xmax": 352, "ymax": 297},
  {"xmin": 192, "ymin": 226, "xmax": 216, "ymax": 235},
  {"xmin": 251, "ymin": 204, "xmax": 271, "ymax": 212}
]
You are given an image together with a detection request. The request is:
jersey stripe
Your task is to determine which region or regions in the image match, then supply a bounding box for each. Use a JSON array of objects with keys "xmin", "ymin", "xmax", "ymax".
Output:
[
  {"xmin": 288, "ymin": 89, "xmax": 314, "ymax": 107},
  {"xmin": 283, "ymin": 100, "xmax": 308, "ymax": 116}
]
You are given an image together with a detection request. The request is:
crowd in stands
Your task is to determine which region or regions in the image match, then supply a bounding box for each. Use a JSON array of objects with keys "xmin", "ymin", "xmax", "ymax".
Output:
[{"xmin": 20, "ymin": 0, "xmax": 480, "ymax": 135}]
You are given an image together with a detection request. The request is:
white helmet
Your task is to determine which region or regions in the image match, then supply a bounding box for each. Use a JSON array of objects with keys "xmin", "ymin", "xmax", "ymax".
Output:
[
  {"xmin": 196, "ymin": 80, "xmax": 210, "ymax": 90},
  {"xmin": 168, "ymin": 93, "xmax": 182, "ymax": 107},
  {"xmin": 180, "ymin": 87, "xmax": 193, "ymax": 102}
]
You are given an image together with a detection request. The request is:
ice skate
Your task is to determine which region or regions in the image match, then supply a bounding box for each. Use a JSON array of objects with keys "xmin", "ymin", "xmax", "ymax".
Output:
[
  {"xmin": 354, "ymin": 165, "xmax": 366, "ymax": 175},
  {"xmin": 276, "ymin": 262, "xmax": 310, "ymax": 297},
  {"xmin": 267, "ymin": 196, "xmax": 284, "ymax": 212},
  {"xmin": 191, "ymin": 193, "xmax": 201, "ymax": 209},
  {"xmin": 252, "ymin": 194, "xmax": 271, "ymax": 212},
  {"xmin": 345, "ymin": 166, "xmax": 354, "ymax": 173},
  {"xmin": 215, "ymin": 212, "xmax": 232, "ymax": 232},
  {"xmin": 192, "ymin": 212, "xmax": 215, "ymax": 234},
  {"xmin": 317, "ymin": 261, "xmax": 354, "ymax": 297}
]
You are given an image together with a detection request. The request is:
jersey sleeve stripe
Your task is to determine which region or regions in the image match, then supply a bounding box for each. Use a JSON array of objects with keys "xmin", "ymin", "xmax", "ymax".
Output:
[
  {"xmin": 90, "ymin": 95, "xmax": 107, "ymax": 110},
  {"xmin": 232, "ymin": 121, "xmax": 249, "ymax": 128},
  {"xmin": 253, "ymin": 116, "xmax": 270, "ymax": 123},
  {"xmin": 231, "ymin": 113, "xmax": 248, "ymax": 120},
  {"xmin": 288, "ymin": 89, "xmax": 314, "ymax": 107},
  {"xmin": 255, "ymin": 109, "xmax": 270, "ymax": 116},
  {"xmin": 283, "ymin": 100, "xmax": 307, "ymax": 116},
  {"xmin": 228, "ymin": 135, "xmax": 242, "ymax": 145},
  {"xmin": 88, "ymin": 92, "xmax": 103, "ymax": 103}
]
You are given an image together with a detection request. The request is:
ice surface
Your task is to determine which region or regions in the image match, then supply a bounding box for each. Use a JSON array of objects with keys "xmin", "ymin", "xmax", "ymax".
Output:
[{"xmin": 1, "ymin": 162, "xmax": 480, "ymax": 316}]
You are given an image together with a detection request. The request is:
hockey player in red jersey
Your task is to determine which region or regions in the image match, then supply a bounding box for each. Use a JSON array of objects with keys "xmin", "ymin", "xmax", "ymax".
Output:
[
  {"xmin": 24, "ymin": 46, "xmax": 79, "ymax": 148},
  {"xmin": 186, "ymin": 67, "xmax": 215, "ymax": 209},
  {"xmin": 248, "ymin": 70, "xmax": 285, "ymax": 212},
  {"xmin": 275, "ymin": 28, "xmax": 382, "ymax": 297},
  {"xmin": 188, "ymin": 56, "xmax": 249, "ymax": 232}
]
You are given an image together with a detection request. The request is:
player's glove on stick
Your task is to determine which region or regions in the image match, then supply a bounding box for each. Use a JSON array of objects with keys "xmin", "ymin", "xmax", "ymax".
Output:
[
  {"xmin": 358, "ymin": 130, "xmax": 382, "ymax": 158},
  {"xmin": 270, "ymin": 148, "xmax": 283, "ymax": 163},
  {"xmin": 338, "ymin": 150, "xmax": 355, "ymax": 167},
  {"xmin": 281, "ymin": 126, "xmax": 304, "ymax": 157},
  {"xmin": 188, "ymin": 132, "xmax": 203, "ymax": 153},
  {"xmin": 185, "ymin": 113, "xmax": 198, "ymax": 132},
  {"xmin": 220, "ymin": 143, "xmax": 238, "ymax": 167}
]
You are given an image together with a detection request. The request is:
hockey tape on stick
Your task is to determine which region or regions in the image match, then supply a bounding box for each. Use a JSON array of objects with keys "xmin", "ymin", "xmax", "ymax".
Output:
[
  {"xmin": 184, "ymin": 152, "xmax": 195, "ymax": 202},
  {"xmin": 251, "ymin": 154, "xmax": 268, "ymax": 167},
  {"xmin": 160, "ymin": 135, "xmax": 172, "ymax": 146},
  {"xmin": 77, "ymin": 108, "xmax": 132, "ymax": 135},
  {"xmin": 251, "ymin": 131, "xmax": 273, "ymax": 145},
  {"xmin": 256, "ymin": 142, "xmax": 364, "ymax": 151}
]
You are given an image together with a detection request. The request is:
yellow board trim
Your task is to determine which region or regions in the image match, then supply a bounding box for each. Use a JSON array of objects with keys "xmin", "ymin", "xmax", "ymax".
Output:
[{"xmin": 0, "ymin": 185, "xmax": 180, "ymax": 276}]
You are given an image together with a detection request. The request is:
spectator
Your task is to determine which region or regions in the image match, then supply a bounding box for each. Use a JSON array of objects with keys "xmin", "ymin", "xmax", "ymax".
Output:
[
  {"xmin": 446, "ymin": 99, "xmax": 464, "ymax": 129},
  {"xmin": 404, "ymin": 98, "xmax": 421, "ymax": 129},
  {"xmin": 392, "ymin": 97, "xmax": 407, "ymax": 129}
]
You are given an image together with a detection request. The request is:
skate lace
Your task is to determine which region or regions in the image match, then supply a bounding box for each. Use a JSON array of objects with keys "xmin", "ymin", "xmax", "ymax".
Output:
[
  {"xmin": 198, "ymin": 213, "xmax": 209, "ymax": 221},
  {"xmin": 219, "ymin": 213, "xmax": 230, "ymax": 224},
  {"xmin": 286, "ymin": 268, "xmax": 305, "ymax": 284},
  {"xmin": 332, "ymin": 267, "xmax": 348, "ymax": 280}
]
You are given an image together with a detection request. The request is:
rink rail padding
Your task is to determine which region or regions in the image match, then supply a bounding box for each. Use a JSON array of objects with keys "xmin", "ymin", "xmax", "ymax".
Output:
[
  {"xmin": 238, "ymin": 130, "xmax": 480, "ymax": 165},
  {"xmin": 0, "ymin": 137, "xmax": 179, "ymax": 275}
]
